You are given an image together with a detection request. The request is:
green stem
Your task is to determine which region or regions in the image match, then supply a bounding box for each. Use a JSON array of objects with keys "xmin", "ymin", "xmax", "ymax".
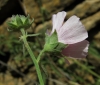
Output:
[
  {"xmin": 20, "ymin": 29, "xmax": 44, "ymax": 85},
  {"xmin": 27, "ymin": 33, "xmax": 40, "ymax": 37},
  {"xmin": 37, "ymin": 49, "xmax": 45, "ymax": 63}
]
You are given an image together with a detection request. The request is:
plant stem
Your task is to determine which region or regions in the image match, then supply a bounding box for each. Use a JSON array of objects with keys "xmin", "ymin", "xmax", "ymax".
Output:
[
  {"xmin": 37, "ymin": 49, "xmax": 44, "ymax": 63},
  {"xmin": 20, "ymin": 29, "xmax": 44, "ymax": 85}
]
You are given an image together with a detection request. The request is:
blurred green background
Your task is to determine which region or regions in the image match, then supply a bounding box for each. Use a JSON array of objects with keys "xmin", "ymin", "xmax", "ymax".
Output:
[{"xmin": 0, "ymin": 0, "xmax": 100, "ymax": 85}]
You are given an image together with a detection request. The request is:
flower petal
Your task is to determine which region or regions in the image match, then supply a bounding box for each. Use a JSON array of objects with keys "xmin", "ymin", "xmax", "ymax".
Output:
[
  {"xmin": 51, "ymin": 11, "xmax": 66, "ymax": 33},
  {"xmin": 58, "ymin": 15, "xmax": 88, "ymax": 44},
  {"xmin": 62, "ymin": 40, "xmax": 89, "ymax": 58},
  {"xmin": 51, "ymin": 14, "xmax": 56, "ymax": 33}
]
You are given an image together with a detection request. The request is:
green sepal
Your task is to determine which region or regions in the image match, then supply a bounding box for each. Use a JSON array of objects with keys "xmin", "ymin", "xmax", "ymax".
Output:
[
  {"xmin": 16, "ymin": 15, "xmax": 23, "ymax": 26},
  {"xmin": 7, "ymin": 15, "xmax": 34, "ymax": 31},
  {"xmin": 11, "ymin": 15, "xmax": 17, "ymax": 26},
  {"xmin": 43, "ymin": 30, "xmax": 67, "ymax": 53},
  {"xmin": 44, "ymin": 30, "xmax": 59, "ymax": 52},
  {"xmin": 55, "ymin": 42, "xmax": 67, "ymax": 52},
  {"xmin": 7, "ymin": 22, "xmax": 17, "ymax": 29},
  {"xmin": 20, "ymin": 15, "xmax": 26, "ymax": 23},
  {"xmin": 45, "ymin": 30, "xmax": 58, "ymax": 44},
  {"xmin": 24, "ymin": 15, "xmax": 34, "ymax": 28}
]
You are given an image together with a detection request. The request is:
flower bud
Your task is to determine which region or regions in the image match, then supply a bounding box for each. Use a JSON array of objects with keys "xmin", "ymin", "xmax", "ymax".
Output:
[{"xmin": 7, "ymin": 15, "xmax": 34, "ymax": 31}]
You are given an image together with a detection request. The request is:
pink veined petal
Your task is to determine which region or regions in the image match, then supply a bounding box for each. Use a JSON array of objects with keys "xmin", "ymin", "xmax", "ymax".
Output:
[
  {"xmin": 62, "ymin": 40, "xmax": 89, "ymax": 58},
  {"xmin": 58, "ymin": 15, "xmax": 88, "ymax": 44},
  {"xmin": 51, "ymin": 11, "xmax": 66, "ymax": 34}
]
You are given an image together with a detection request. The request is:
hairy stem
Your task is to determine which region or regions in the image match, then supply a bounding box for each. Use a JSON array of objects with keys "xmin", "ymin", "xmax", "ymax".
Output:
[{"xmin": 20, "ymin": 29, "xmax": 44, "ymax": 85}]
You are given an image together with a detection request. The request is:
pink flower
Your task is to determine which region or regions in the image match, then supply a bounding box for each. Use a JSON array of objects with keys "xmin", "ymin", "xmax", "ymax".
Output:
[{"xmin": 51, "ymin": 11, "xmax": 89, "ymax": 58}]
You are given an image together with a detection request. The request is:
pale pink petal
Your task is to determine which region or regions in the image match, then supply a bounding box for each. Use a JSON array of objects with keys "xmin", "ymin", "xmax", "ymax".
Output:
[
  {"xmin": 51, "ymin": 14, "xmax": 56, "ymax": 33},
  {"xmin": 56, "ymin": 11, "xmax": 66, "ymax": 31},
  {"xmin": 51, "ymin": 11, "xmax": 66, "ymax": 33},
  {"xmin": 62, "ymin": 40, "xmax": 89, "ymax": 58},
  {"xmin": 58, "ymin": 16, "xmax": 88, "ymax": 44}
]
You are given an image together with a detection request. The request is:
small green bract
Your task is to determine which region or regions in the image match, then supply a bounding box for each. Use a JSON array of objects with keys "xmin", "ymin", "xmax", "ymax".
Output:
[{"xmin": 7, "ymin": 15, "xmax": 34, "ymax": 31}]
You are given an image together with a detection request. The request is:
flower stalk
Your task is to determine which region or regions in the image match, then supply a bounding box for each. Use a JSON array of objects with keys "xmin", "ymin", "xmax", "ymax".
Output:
[
  {"xmin": 37, "ymin": 49, "xmax": 45, "ymax": 63},
  {"xmin": 20, "ymin": 28, "xmax": 44, "ymax": 85}
]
